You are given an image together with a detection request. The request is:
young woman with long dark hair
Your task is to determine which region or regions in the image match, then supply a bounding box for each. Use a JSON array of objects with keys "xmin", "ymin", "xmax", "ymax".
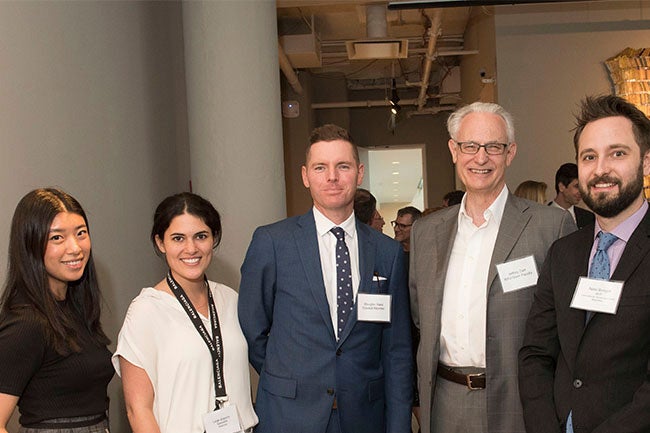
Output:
[{"xmin": 0, "ymin": 188, "xmax": 113, "ymax": 433}]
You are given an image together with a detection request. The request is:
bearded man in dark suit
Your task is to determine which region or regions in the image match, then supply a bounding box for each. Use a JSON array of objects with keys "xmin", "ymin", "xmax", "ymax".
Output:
[{"xmin": 519, "ymin": 95, "xmax": 650, "ymax": 432}]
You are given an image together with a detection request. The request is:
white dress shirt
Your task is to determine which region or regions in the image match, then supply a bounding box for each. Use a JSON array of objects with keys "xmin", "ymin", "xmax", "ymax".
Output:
[
  {"xmin": 439, "ymin": 185, "xmax": 509, "ymax": 368},
  {"xmin": 313, "ymin": 207, "xmax": 361, "ymax": 339}
]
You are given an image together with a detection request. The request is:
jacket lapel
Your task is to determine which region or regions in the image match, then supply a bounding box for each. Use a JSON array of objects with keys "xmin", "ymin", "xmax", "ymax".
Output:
[
  {"xmin": 585, "ymin": 210, "xmax": 650, "ymax": 328},
  {"xmin": 295, "ymin": 211, "xmax": 336, "ymax": 342},
  {"xmin": 487, "ymin": 194, "xmax": 532, "ymax": 294},
  {"xmin": 420, "ymin": 208, "xmax": 458, "ymax": 365},
  {"xmin": 562, "ymin": 228, "xmax": 593, "ymax": 362},
  {"xmin": 571, "ymin": 211, "xmax": 650, "ymax": 359},
  {"xmin": 610, "ymin": 211, "xmax": 650, "ymax": 285}
]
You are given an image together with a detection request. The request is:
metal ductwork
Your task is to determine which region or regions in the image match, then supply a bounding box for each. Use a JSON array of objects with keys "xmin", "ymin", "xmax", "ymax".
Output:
[{"xmin": 345, "ymin": 4, "xmax": 409, "ymax": 60}]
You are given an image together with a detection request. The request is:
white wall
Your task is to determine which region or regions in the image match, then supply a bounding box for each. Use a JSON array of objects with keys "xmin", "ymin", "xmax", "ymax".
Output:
[
  {"xmin": 495, "ymin": 1, "xmax": 650, "ymax": 193},
  {"xmin": 0, "ymin": 2, "xmax": 189, "ymax": 431}
]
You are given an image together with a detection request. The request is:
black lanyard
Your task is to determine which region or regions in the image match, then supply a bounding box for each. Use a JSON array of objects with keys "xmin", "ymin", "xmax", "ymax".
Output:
[{"xmin": 166, "ymin": 272, "xmax": 226, "ymax": 409}]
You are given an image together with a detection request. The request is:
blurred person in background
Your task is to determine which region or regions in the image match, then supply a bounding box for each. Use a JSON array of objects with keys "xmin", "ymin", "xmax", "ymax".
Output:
[{"xmin": 514, "ymin": 180, "xmax": 547, "ymax": 204}]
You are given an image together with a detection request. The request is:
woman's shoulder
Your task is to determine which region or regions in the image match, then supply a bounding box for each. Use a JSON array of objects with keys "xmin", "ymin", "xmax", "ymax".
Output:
[
  {"xmin": 208, "ymin": 280, "xmax": 239, "ymax": 307},
  {"xmin": 208, "ymin": 280, "xmax": 238, "ymax": 297},
  {"xmin": 1, "ymin": 305, "xmax": 44, "ymax": 330},
  {"xmin": 0, "ymin": 306, "xmax": 47, "ymax": 348},
  {"xmin": 123, "ymin": 287, "xmax": 177, "ymax": 317}
]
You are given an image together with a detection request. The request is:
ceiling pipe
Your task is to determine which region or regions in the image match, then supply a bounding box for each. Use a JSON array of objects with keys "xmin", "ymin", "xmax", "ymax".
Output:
[
  {"xmin": 278, "ymin": 42, "xmax": 303, "ymax": 95},
  {"xmin": 417, "ymin": 10, "xmax": 443, "ymax": 111},
  {"xmin": 388, "ymin": 0, "xmax": 598, "ymax": 10},
  {"xmin": 407, "ymin": 105, "xmax": 457, "ymax": 116},
  {"xmin": 311, "ymin": 98, "xmax": 419, "ymax": 109}
]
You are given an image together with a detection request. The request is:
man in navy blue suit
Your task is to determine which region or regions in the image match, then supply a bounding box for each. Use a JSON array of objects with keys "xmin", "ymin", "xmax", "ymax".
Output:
[{"xmin": 239, "ymin": 124, "xmax": 413, "ymax": 433}]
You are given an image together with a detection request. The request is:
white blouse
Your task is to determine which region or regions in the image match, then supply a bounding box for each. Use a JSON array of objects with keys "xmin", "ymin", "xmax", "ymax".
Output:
[{"xmin": 113, "ymin": 281, "xmax": 258, "ymax": 433}]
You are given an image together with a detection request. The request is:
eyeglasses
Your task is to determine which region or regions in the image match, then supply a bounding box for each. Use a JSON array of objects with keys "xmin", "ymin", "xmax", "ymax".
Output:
[
  {"xmin": 454, "ymin": 140, "xmax": 509, "ymax": 155},
  {"xmin": 391, "ymin": 221, "xmax": 412, "ymax": 230}
]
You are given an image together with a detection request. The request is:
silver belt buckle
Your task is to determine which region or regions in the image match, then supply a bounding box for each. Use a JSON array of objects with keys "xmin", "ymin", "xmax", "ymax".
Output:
[{"xmin": 465, "ymin": 373, "xmax": 484, "ymax": 390}]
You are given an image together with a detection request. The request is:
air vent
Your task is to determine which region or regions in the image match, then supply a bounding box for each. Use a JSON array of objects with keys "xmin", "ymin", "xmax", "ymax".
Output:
[{"xmin": 345, "ymin": 39, "xmax": 409, "ymax": 60}]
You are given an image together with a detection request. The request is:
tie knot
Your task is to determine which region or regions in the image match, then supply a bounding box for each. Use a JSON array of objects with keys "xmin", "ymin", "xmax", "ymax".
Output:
[
  {"xmin": 597, "ymin": 231, "xmax": 618, "ymax": 252},
  {"xmin": 330, "ymin": 227, "xmax": 345, "ymax": 241}
]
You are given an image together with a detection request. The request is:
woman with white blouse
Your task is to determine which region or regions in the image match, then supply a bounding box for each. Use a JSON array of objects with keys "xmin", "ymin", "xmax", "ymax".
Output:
[{"xmin": 113, "ymin": 192, "xmax": 257, "ymax": 433}]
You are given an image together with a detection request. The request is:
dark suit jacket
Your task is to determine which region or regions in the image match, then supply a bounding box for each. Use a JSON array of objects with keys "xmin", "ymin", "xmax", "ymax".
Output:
[
  {"xmin": 238, "ymin": 210, "xmax": 413, "ymax": 433},
  {"xmin": 519, "ymin": 210, "xmax": 650, "ymax": 433},
  {"xmin": 411, "ymin": 193, "xmax": 576, "ymax": 433},
  {"xmin": 575, "ymin": 206, "xmax": 595, "ymax": 230},
  {"xmin": 548, "ymin": 201, "xmax": 595, "ymax": 230}
]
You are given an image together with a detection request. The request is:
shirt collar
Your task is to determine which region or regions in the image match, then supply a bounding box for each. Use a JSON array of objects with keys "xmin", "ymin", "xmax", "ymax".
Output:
[
  {"xmin": 594, "ymin": 200, "xmax": 648, "ymax": 243},
  {"xmin": 313, "ymin": 206, "xmax": 357, "ymax": 239},
  {"xmin": 458, "ymin": 184, "xmax": 509, "ymax": 227}
]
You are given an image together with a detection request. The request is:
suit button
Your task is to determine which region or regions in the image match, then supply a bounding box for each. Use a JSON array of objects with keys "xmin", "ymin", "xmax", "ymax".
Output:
[
  {"xmin": 573, "ymin": 379, "xmax": 583, "ymax": 389},
  {"xmin": 336, "ymin": 349, "xmax": 342, "ymax": 356},
  {"xmin": 327, "ymin": 388, "xmax": 335, "ymax": 395}
]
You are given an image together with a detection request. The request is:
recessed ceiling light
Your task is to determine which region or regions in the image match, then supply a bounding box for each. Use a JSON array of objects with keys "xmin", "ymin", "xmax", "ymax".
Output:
[
  {"xmin": 392, "ymin": 171, "xmax": 400, "ymax": 175},
  {"xmin": 393, "ymin": 181, "xmax": 399, "ymax": 184},
  {"xmin": 392, "ymin": 161, "xmax": 400, "ymax": 165}
]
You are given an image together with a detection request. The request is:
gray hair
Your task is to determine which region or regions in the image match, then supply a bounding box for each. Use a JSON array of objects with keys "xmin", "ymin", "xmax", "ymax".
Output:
[{"xmin": 447, "ymin": 102, "xmax": 515, "ymax": 143}]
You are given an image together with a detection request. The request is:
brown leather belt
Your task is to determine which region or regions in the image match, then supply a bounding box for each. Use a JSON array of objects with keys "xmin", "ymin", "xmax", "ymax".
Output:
[{"xmin": 437, "ymin": 364, "xmax": 486, "ymax": 390}]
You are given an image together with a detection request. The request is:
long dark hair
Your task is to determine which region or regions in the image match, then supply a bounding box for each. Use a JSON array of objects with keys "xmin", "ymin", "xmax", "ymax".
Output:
[{"xmin": 0, "ymin": 188, "xmax": 109, "ymax": 354}]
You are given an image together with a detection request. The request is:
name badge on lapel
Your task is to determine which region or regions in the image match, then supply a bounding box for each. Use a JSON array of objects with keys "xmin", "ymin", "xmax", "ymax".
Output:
[
  {"xmin": 570, "ymin": 276, "xmax": 624, "ymax": 314},
  {"xmin": 496, "ymin": 255, "xmax": 539, "ymax": 293},
  {"xmin": 357, "ymin": 293, "xmax": 391, "ymax": 322}
]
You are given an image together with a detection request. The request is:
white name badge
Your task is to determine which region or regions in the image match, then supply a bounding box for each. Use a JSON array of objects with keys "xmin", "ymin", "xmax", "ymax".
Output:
[
  {"xmin": 570, "ymin": 277, "xmax": 624, "ymax": 314},
  {"xmin": 496, "ymin": 255, "xmax": 539, "ymax": 293},
  {"xmin": 203, "ymin": 404, "xmax": 242, "ymax": 433},
  {"xmin": 357, "ymin": 293, "xmax": 391, "ymax": 322}
]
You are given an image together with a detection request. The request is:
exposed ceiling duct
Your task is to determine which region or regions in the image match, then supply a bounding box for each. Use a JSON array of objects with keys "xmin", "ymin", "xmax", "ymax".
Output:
[
  {"xmin": 345, "ymin": 4, "xmax": 409, "ymax": 60},
  {"xmin": 276, "ymin": 2, "xmax": 468, "ymax": 115},
  {"xmin": 366, "ymin": 4, "xmax": 388, "ymax": 38}
]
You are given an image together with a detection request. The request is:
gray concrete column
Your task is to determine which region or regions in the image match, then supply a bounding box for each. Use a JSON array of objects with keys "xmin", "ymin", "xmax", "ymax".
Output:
[{"xmin": 182, "ymin": 1, "xmax": 286, "ymax": 288}]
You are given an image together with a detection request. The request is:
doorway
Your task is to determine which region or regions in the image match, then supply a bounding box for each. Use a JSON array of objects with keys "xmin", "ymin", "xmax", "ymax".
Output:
[{"xmin": 359, "ymin": 145, "xmax": 426, "ymax": 234}]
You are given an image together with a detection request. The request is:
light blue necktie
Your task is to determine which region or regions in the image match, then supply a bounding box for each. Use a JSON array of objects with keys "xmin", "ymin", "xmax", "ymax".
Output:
[
  {"xmin": 331, "ymin": 227, "xmax": 353, "ymax": 339},
  {"xmin": 585, "ymin": 231, "xmax": 618, "ymax": 324},
  {"xmin": 566, "ymin": 231, "xmax": 618, "ymax": 433},
  {"xmin": 588, "ymin": 231, "xmax": 618, "ymax": 280}
]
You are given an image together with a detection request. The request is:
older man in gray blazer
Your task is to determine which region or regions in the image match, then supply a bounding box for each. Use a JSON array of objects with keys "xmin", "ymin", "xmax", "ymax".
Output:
[{"xmin": 410, "ymin": 102, "xmax": 576, "ymax": 433}]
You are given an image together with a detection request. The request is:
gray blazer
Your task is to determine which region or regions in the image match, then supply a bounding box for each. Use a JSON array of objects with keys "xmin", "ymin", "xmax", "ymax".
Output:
[{"xmin": 410, "ymin": 193, "xmax": 576, "ymax": 433}]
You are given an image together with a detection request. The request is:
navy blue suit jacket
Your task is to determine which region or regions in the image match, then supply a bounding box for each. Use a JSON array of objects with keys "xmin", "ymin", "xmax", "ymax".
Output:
[{"xmin": 239, "ymin": 210, "xmax": 413, "ymax": 433}]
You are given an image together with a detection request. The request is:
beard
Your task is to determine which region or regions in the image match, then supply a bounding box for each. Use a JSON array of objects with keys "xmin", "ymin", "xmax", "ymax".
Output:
[{"xmin": 579, "ymin": 164, "xmax": 644, "ymax": 218}]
